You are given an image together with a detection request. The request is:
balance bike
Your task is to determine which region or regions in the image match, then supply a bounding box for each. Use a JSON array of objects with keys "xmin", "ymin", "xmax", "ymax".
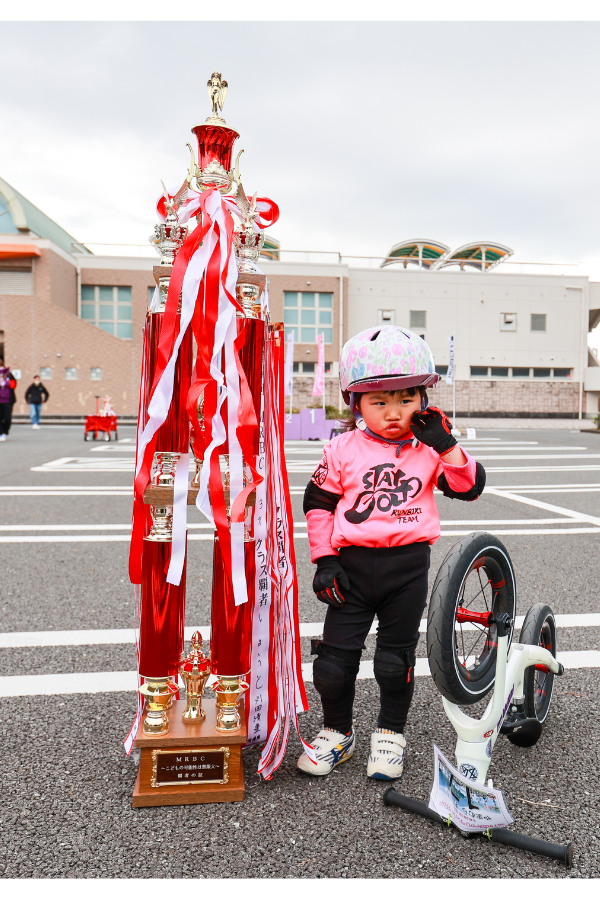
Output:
[{"xmin": 383, "ymin": 531, "xmax": 572, "ymax": 866}]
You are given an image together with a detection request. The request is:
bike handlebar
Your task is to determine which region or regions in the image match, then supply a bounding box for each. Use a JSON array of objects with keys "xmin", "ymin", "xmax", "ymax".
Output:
[{"xmin": 383, "ymin": 789, "xmax": 572, "ymax": 866}]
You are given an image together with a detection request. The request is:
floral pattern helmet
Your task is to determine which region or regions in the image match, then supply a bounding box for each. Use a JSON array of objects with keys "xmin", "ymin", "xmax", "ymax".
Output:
[{"xmin": 339, "ymin": 325, "xmax": 440, "ymax": 403}]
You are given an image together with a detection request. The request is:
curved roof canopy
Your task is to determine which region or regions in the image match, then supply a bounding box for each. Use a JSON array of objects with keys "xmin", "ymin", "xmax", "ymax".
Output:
[
  {"xmin": 0, "ymin": 176, "xmax": 90, "ymax": 256},
  {"xmin": 381, "ymin": 239, "xmax": 449, "ymax": 270},
  {"xmin": 433, "ymin": 241, "xmax": 513, "ymax": 272},
  {"xmin": 260, "ymin": 235, "xmax": 280, "ymax": 261}
]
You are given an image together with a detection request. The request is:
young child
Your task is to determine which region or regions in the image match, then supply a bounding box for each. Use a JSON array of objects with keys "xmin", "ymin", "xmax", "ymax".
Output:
[{"xmin": 297, "ymin": 326, "xmax": 485, "ymax": 781}]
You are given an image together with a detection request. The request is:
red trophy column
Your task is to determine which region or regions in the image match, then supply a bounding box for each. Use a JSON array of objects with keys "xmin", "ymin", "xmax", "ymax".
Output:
[{"xmin": 138, "ymin": 214, "xmax": 193, "ymax": 735}]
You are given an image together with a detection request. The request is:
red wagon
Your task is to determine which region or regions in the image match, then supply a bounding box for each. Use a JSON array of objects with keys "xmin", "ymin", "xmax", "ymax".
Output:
[{"xmin": 84, "ymin": 396, "xmax": 119, "ymax": 441}]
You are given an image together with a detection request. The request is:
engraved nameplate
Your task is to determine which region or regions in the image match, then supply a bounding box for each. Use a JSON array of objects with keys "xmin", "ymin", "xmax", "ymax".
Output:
[{"xmin": 151, "ymin": 747, "xmax": 230, "ymax": 787}]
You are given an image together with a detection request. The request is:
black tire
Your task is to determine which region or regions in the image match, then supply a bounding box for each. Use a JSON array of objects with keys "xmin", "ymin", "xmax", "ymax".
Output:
[
  {"xmin": 427, "ymin": 532, "xmax": 516, "ymax": 705},
  {"xmin": 519, "ymin": 602, "xmax": 557, "ymax": 724}
]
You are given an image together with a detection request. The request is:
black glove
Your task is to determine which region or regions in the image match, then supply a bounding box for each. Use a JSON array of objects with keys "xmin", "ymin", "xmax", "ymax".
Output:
[
  {"xmin": 410, "ymin": 406, "xmax": 457, "ymax": 456},
  {"xmin": 313, "ymin": 555, "xmax": 350, "ymax": 608}
]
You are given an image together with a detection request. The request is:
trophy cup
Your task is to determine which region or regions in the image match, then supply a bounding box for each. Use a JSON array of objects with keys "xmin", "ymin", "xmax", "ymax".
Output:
[
  {"xmin": 131, "ymin": 70, "xmax": 302, "ymax": 806},
  {"xmin": 180, "ymin": 632, "xmax": 211, "ymax": 721}
]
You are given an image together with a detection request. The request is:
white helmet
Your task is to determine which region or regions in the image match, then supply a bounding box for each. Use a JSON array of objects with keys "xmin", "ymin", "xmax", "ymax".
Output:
[{"xmin": 339, "ymin": 325, "xmax": 440, "ymax": 403}]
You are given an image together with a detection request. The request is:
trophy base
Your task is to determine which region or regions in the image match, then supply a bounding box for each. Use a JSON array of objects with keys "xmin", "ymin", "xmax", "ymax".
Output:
[{"xmin": 132, "ymin": 698, "xmax": 246, "ymax": 807}]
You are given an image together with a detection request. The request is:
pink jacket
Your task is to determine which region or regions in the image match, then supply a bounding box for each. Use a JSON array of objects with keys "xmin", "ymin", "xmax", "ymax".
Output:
[{"xmin": 306, "ymin": 429, "xmax": 480, "ymax": 562}]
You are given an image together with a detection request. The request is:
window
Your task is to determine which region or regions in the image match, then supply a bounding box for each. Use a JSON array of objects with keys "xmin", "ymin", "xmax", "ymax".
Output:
[
  {"xmin": 90, "ymin": 367, "xmax": 102, "ymax": 380},
  {"xmin": 292, "ymin": 362, "xmax": 318, "ymax": 374},
  {"xmin": 0, "ymin": 267, "xmax": 33, "ymax": 295},
  {"xmin": 378, "ymin": 309, "xmax": 395, "ymax": 326},
  {"xmin": 470, "ymin": 366, "xmax": 489, "ymax": 377},
  {"xmin": 531, "ymin": 314, "xmax": 546, "ymax": 332},
  {"xmin": 324, "ymin": 362, "xmax": 333, "ymax": 374},
  {"xmin": 81, "ymin": 285, "xmax": 133, "ymax": 338},
  {"xmin": 533, "ymin": 367, "xmax": 551, "ymax": 378},
  {"xmin": 512, "ymin": 367, "xmax": 530, "ymax": 378},
  {"xmin": 491, "ymin": 367, "xmax": 509, "ymax": 377},
  {"xmin": 500, "ymin": 313, "xmax": 517, "ymax": 331},
  {"xmin": 436, "ymin": 365, "xmax": 448, "ymax": 376},
  {"xmin": 65, "ymin": 367, "xmax": 77, "ymax": 380},
  {"xmin": 410, "ymin": 310, "xmax": 426, "ymax": 329},
  {"xmin": 40, "ymin": 366, "xmax": 52, "ymax": 379},
  {"xmin": 284, "ymin": 292, "xmax": 333, "ymax": 343},
  {"xmin": 553, "ymin": 368, "xmax": 571, "ymax": 379}
]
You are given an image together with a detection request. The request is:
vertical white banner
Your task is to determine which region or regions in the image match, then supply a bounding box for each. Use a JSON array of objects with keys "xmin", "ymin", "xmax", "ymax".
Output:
[
  {"xmin": 446, "ymin": 333, "xmax": 455, "ymax": 385},
  {"xmin": 247, "ymin": 395, "xmax": 270, "ymax": 747},
  {"xmin": 284, "ymin": 331, "xmax": 294, "ymax": 396},
  {"xmin": 312, "ymin": 332, "xmax": 325, "ymax": 397}
]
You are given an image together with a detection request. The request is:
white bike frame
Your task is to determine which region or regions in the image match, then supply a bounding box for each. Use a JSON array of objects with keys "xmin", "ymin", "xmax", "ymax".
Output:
[{"xmin": 443, "ymin": 634, "xmax": 561, "ymax": 787}]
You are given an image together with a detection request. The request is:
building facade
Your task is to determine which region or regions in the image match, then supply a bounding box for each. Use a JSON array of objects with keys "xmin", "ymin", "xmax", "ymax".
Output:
[{"xmin": 2, "ymin": 177, "xmax": 599, "ymax": 418}]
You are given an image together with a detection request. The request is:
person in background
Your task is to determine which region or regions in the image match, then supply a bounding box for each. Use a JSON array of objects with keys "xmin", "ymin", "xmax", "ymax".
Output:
[
  {"xmin": 0, "ymin": 358, "xmax": 17, "ymax": 441},
  {"xmin": 25, "ymin": 374, "xmax": 50, "ymax": 430}
]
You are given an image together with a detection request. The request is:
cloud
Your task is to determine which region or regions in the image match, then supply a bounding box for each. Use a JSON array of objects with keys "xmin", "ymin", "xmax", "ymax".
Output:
[{"xmin": 1, "ymin": 21, "xmax": 600, "ymax": 272}]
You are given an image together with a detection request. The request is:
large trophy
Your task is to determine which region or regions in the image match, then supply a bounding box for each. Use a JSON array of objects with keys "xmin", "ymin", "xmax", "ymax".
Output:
[{"xmin": 126, "ymin": 73, "xmax": 314, "ymax": 807}]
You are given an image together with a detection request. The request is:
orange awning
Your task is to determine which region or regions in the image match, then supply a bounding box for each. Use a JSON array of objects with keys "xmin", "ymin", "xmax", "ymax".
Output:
[{"xmin": 0, "ymin": 244, "xmax": 42, "ymax": 259}]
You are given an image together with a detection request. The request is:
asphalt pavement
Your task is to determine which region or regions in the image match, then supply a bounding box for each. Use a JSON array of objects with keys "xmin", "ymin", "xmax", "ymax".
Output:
[{"xmin": 0, "ymin": 422, "xmax": 599, "ymax": 879}]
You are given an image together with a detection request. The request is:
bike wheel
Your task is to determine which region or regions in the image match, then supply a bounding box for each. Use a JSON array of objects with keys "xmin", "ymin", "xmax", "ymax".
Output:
[
  {"xmin": 427, "ymin": 532, "xmax": 516, "ymax": 705},
  {"xmin": 519, "ymin": 602, "xmax": 556, "ymax": 724}
]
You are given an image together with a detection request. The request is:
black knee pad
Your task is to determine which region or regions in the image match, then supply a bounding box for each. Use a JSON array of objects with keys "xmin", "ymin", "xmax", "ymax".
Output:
[
  {"xmin": 312, "ymin": 645, "xmax": 361, "ymax": 701},
  {"xmin": 373, "ymin": 647, "xmax": 417, "ymax": 691}
]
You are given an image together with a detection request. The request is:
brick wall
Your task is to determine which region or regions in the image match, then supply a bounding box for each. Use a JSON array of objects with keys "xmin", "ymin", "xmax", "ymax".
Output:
[
  {"xmin": 433, "ymin": 379, "xmax": 582, "ymax": 416},
  {"xmin": 286, "ymin": 376, "xmax": 343, "ymax": 411},
  {"xmin": 0, "ymin": 291, "xmax": 141, "ymax": 416}
]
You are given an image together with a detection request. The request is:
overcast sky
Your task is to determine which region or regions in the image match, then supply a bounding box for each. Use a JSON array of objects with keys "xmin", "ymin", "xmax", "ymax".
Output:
[{"xmin": 1, "ymin": 21, "xmax": 600, "ymax": 276}]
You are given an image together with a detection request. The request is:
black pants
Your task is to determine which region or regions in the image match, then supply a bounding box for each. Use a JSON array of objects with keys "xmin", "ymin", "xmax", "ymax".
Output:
[
  {"xmin": 0, "ymin": 403, "xmax": 12, "ymax": 435},
  {"xmin": 317, "ymin": 542, "xmax": 430, "ymax": 734}
]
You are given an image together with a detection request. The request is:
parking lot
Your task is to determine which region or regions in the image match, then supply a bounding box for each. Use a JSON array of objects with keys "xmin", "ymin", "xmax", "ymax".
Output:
[{"xmin": 1, "ymin": 423, "xmax": 599, "ymax": 878}]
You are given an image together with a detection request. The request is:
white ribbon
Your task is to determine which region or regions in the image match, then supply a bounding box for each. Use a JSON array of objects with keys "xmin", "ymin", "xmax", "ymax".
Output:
[
  {"xmin": 166, "ymin": 452, "xmax": 189, "ymax": 586},
  {"xmin": 135, "ymin": 192, "xmax": 224, "ymax": 482}
]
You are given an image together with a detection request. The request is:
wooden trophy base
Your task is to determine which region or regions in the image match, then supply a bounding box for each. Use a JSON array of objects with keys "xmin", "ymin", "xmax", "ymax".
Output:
[{"xmin": 132, "ymin": 698, "xmax": 246, "ymax": 807}]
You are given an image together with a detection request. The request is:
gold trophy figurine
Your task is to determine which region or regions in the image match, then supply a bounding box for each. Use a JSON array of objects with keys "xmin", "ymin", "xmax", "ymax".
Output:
[{"xmin": 180, "ymin": 632, "xmax": 211, "ymax": 721}]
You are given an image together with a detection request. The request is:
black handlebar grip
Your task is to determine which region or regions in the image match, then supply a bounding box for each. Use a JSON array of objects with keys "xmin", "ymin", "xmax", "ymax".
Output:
[
  {"xmin": 489, "ymin": 828, "xmax": 572, "ymax": 866},
  {"xmin": 383, "ymin": 789, "xmax": 446, "ymax": 825},
  {"xmin": 383, "ymin": 789, "xmax": 573, "ymax": 866}
]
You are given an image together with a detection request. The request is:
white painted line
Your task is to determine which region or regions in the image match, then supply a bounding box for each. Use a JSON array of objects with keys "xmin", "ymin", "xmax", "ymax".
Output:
[
  {"xmin": 2, "ymin": 613, "xmax": 598, "ymax": 649},
  {"xmin": 504, "ymin": 487, "xmax": 600, "ymax": 494},
  {"xmin": 489, "ymin": 483, "xmax": 600, "ymax": 490},
  {"xmin": 434, "ymin": 528, "xmax": 600, "ymax": 536},
  {"xmin": 0, "ymin": 516, "xmax": 587, "ymax": 541},
  {"xmin": 0, "ymin": 533, "xmax": 307, "ymax": 543},
  {"xmin": 0, "ymin": 523, "xmax": 216, "ymax": 532},
  {"xmin": 0, "ymin": 491, "xmax": 132, "ymax": 497},
  {"xmin": 0, "ymin": 485, "xmax": 132, "ymax": 490},
  {"xmin": 3, "ymin": 650, "xmax": 599, "ymax": 696},
  {"xmin": 486, "ymin": 487, "xmax": 600, "ymax": 528},
  {"xmin": 481, "ymin": 466, "xmax": 600, "ymax": 473},
  {"xmin": 2, "ymin": 526, "xmax": 599, "ymax": 543},
  {"xmin": 468, "ymin": 454, "xmax": 600, "ymax": 461},
  {"xmin": 0, "ymin": 671, "xmax": 139, "ymax": 697},
  {"xmin": 89, "ymin": 446, "xmax": 137, "ymax": 452},
  {"xmin": 473, "ymin": 447, "xmax": 588, "ymax": 452}
]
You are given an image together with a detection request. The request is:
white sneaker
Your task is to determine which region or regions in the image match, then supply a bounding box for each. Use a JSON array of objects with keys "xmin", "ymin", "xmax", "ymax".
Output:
[
  {"xmin": 297, "ymin": 727, "xmax": 355, "ymax": 776},
  {"xmin": 366, "ymin": 728, "xmax": 406, "ymax": 781},
  {"xmin": 34, "ymin": 424, "xmax": 41, "ymax": 429},
  {"xmin": 0, "ymin": 434, "xmax": 6, "ymax": 441}
]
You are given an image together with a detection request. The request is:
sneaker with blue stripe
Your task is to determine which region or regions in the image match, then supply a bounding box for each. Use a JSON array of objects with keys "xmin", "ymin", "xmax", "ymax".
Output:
[
  {"xmin": 297, "ymin": 727, "xmax": 355, "ymax": 776},
  {"xmin": 366, "ymin": 728, "xmax": 406, "ymax": 781}
]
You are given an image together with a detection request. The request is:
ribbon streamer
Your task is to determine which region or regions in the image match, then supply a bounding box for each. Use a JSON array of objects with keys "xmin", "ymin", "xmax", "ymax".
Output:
[{"xmin": 166, "ymin": 452, "xmax": 190, "ymax": 586}]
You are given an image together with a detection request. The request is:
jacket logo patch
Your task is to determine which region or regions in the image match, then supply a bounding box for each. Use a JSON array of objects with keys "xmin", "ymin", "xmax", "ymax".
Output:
[
  {"xmin": 312, "ymin": 456, "xmax": 328, "ymax": 487},
  {"xmin": 344, "ymin": 463, "xmax": 422, "ymax": 524}
]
